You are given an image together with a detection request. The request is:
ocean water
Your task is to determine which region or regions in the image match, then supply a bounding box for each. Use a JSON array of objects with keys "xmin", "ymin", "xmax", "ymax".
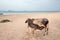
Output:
[{"xmin": 0, "ymin": 11, "xmax": 59, "ymax": 15}]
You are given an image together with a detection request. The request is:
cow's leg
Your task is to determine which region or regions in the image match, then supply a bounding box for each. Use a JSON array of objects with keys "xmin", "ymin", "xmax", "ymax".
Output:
[
  {"xmin": 46, "ymin": 28, "xmax": 48, "ymax": 35},
  {"xmin": 43, "ymin": 26, "xmax": 47, "ymax": 36},
  {"xmin": 45, "ymin": 26, "xmax": 48, "ymax": 36},
  {"xmin": 31, "ymin": 28, "xmax": 36, "ymax": 36},
  {"xmin": 46, "ymin": 24, "xmax": 49, "ymax": 35},
  {"xmin": 45, "ymin": 25, "xmax": 48, "ymax": 32},
  {"xmin": 42, "ymin": 26, "xmax": 45, "ymax": 36},
  {"xmin": 26, "ymin": 25, "xmax": 31, "ymax": 34},
  {"xmin": 43, "ymin": 27, "xmax": 46, "ymax": 36},
  {"xmin": 31, "ymin": 28, "xmax": 35, "ymax": 34}
]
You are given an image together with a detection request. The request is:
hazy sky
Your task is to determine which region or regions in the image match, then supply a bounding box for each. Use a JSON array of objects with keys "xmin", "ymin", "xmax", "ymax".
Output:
[{"xmin": 0, "ymin": 0, "xmax": 60, "ymax": 11}]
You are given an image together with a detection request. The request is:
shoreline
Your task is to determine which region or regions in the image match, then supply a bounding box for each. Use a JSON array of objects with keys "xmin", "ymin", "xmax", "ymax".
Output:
[{"xmin": 1, "ymin": 12, "xmax": 60, "ymax": 15}]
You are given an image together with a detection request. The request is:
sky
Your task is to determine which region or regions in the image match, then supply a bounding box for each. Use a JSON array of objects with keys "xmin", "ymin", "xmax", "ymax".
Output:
[{"xmin": 0, "ymin": 0, "xmax": 60, "ymax": 11}]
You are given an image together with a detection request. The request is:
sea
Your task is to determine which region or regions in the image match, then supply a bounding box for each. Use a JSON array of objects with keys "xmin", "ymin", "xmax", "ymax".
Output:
[{"xmin": 0, "ymin": 11, "xmax": 59, "ymax": 15}]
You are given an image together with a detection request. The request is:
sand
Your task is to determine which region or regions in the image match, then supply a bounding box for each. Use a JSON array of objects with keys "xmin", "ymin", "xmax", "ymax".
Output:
[{"xmin": 0, "ymin": 12, "xmax": 60, "ymax": 40}]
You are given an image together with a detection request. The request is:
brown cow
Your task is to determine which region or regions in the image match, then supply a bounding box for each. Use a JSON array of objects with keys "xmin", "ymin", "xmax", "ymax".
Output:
[{"xmin": 25, "ymin": 18, "xmax": 49, "ymax": 36}]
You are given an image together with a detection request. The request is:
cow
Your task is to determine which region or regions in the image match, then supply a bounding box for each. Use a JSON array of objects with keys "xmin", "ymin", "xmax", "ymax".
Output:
[{"xmin": 25, "ymin": 18, "xmax": 49, "ymax": 36}]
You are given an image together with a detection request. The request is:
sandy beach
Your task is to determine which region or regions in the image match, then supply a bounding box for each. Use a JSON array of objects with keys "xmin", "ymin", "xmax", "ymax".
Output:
[{"xmin": 0, "ymin": 12, "xmax": 60, "ymax": 40}]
